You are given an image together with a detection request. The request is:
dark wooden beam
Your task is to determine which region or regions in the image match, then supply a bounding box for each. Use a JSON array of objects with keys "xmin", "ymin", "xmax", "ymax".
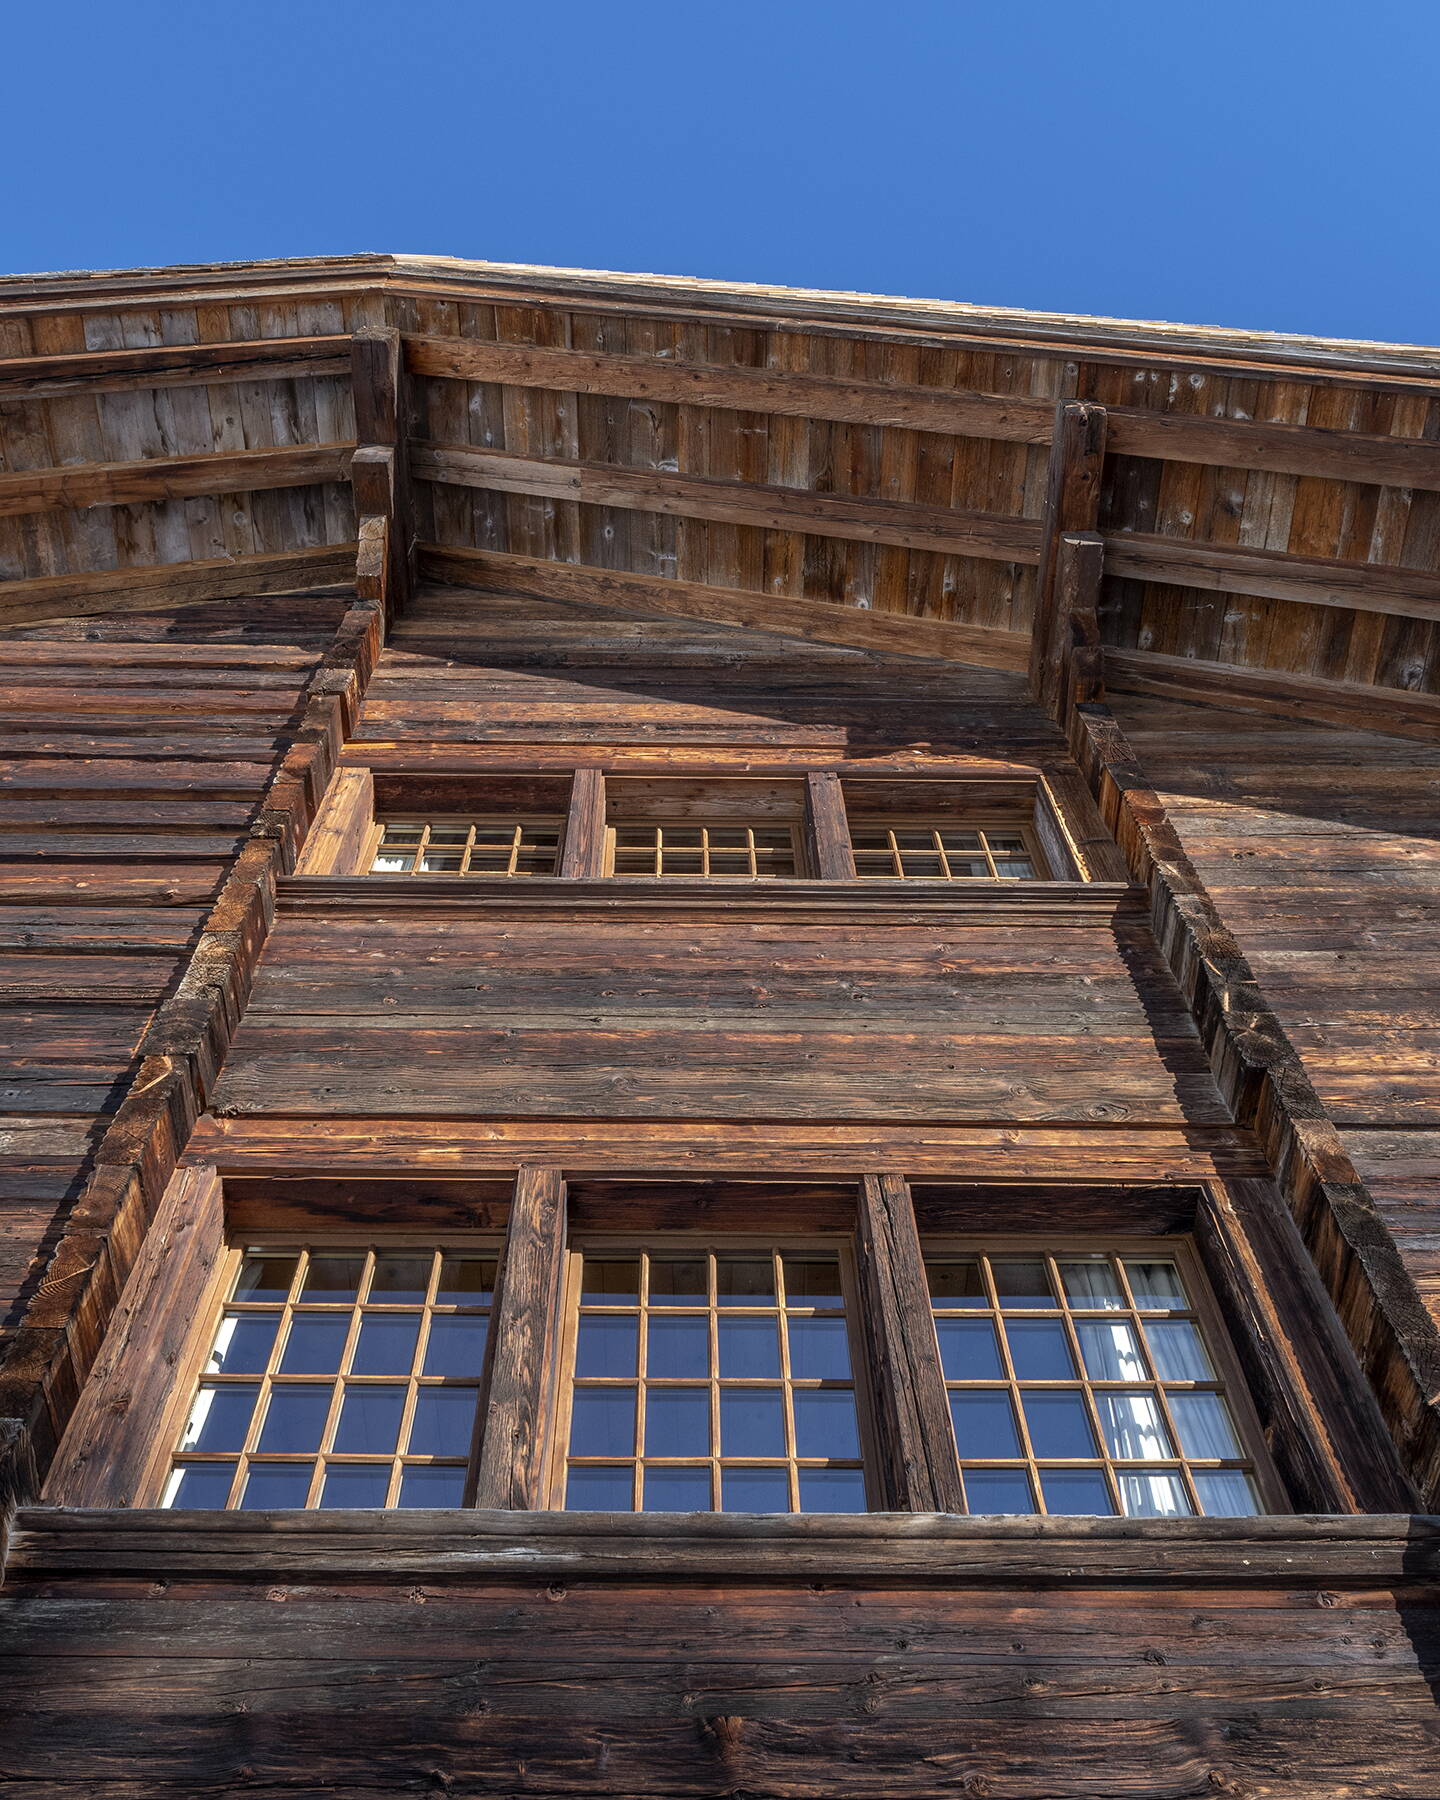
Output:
[
  {"xmin": 0, "ymin": 335, "xmax": 350, "ymax": 400},
  {"xmin": 0, "ymin": 444, "xmax": 352, "ymax": 518},
  {"xmin": 1103, "ymin": 647, "xmax": 1440, "ymax": 744},
  {"xmin": 411, "ymin": 442, "xmax": 1040, "ymax": 563},
  {"xmin": 1104, "ymin": 531, "xmax": 1440, "ymax": 621},
  {"xmin": 559, "ymin": 769, "xmax": 607, "ymax": 877},
  {"xmin": 804, "ymin": 773, "xmax": 856, "ymax": 879},
  {"xmin": 418, "ymin": 545, "xmax": 1031, "ymax": 672},
  {"xmin": 1106, "ymin": 407, "xmax": 1440, "ymax": 493},
  {"xmin": 350, "ymin": 329, "xmax": 413, "ymax": 614},
  {"xmin": 855, "ymin": 1174, "xmax": 966, "ymax": 1513},
  {"xmin": 1030, "ymin": 402, "xmax": 1107, "ymax": 718},
  {"xmin": 405, "ymin": 336, "xmax": 1054, "ymax": 443},
  {"xmin": 0, "ymin": 546, "xmax": 357, "ymax": 630},
  {"xmin": 472, "ymin": 1166, "xmax": 567, "ymax": 1509}
]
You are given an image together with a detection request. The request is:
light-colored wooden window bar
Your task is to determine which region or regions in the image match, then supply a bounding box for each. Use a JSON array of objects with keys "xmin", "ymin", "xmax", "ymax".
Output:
[
  {"xmin": 551, "ymin": 1243, "xmax": 871, "ymax": 1513},
  {"xmin": 160, "ymin": 1243, "xmax": 498, "ymax": 1510},
  {"xmin": 849, "ymin": 820, "xmax": 1047, "ymax": 879},
  {"xmin": 605, "ymin": 822, "xmax": 803, "ymax": 878},
  {"xmin": 924, "ymin": 1241, "xmax": 1275, "ymax": 1517},
  {"xmin": 369, "ymin": 816, "xmax": 563, "ymax": 876}
]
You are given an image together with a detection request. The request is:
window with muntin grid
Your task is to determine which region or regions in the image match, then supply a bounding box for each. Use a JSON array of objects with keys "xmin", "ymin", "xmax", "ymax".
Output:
[
  {"xmin": 849, "ymin": 820, "xmax": 1046, "ymax": 879},
  {"xmin": 606, "ymin": 822, "xmax": 801, "ymax": 878},
  {"xmin": 554, "ymin": 1245, "xmax": 870, "ymax": 1512},
  {"xmin": 161, "ymin": 1244, "xmax": 498, "ymax": 1510},
  {"xmin": 925, "ymin": 1244, "xmax": 1268, "ymax": 1517},
  {"xmin": 369, "ymin": 817, "xmax": 563, "ymax": 876}
]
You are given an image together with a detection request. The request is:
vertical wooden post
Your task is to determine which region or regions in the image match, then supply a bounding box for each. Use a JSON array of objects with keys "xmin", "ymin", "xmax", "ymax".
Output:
[
  {"xmin": 855, "ymin": 1175, "xmax": 964, "ymax": 1514},
  {"xmin": 349, "ymin": 327, "xmax": 413, "ymax": 617},
  {"xmin": 294, "ymin": 767, "xmax": 376, "ymax": 875},
  {"xmin": 804, "ymin": 772, "xmax": 856, "ymax": 879},
  {"xmin": 473, "ymin": 1166, "xmax": 568, "ymax": 1509},
  {"xmin": 1030, "ymin": 400, "xmax": 1107, "ymax": 723},
  {"xmin": 559, "ymin": 768, "xmax": 608, "ymax": 877}
]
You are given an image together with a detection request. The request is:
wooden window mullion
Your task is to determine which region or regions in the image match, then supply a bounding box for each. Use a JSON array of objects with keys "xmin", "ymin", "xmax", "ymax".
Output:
[
  {"xmin": 854, "ymin": 1174, "xmax": 965, "ymax": 1513},
  {"xmin": 559, "ymin": 769, "xmax": 607, "ymax": 877},
  {"xmin": 473, "ymin": 1166, "xmax": 568, "ymax": 1509},
  {"xmin": 804, "ymin": 772, "xmax": 856, "ymax": 879}
]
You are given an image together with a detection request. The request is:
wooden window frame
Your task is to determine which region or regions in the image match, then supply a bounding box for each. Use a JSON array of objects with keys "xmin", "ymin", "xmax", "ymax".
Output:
[
  {"xmin": 920, "ymin": 1234, "xmax": 1286, "ymax": 1518},
  {"xmin": 545, "ymin": 1233, "xmax": 879, "ymax": 1514},
  {"xmin": 601, "ymin": 821, "xmax": 809, "ymax": 879},
  {"xmin": 367, "ymin": 814, "xmax": 566, "ymax": 877},
  {"xmin": 847, "ymin": 816, "xmax": 1052, "ymax": 881}
]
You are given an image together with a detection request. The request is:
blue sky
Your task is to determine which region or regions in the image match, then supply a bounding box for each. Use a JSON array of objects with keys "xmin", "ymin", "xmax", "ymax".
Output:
[{"xmin": 5, "ymin": 0, "xmax": 1438, "ymax": 345}]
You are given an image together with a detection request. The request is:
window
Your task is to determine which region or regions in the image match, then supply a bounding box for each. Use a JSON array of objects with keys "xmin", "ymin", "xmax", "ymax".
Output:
[
  {"xmin": 552, "ymin": 1244, "xmax": 870, "ymax": 1513},
  {"xmin": 925, "ymin": 1242, "xmax": 1269, "ymax": 1517},
  {"xmin": 369, "ymin": 817, "xmax": 563, "ymax": 876},
  {"xmin": 849, "ymin": 821, "xmax": 1047, "ymax": 880},
  {"xmin": 161, "ymin": 1243, "xmax": 498, "ymax": 1510},
  {"xmin": 606, "ymin": 822, "xmax": 801, "ymax": 879}
]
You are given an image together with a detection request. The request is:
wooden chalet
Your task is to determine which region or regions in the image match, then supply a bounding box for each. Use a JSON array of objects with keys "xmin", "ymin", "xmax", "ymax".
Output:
[{"xmin": 0, "ymin": 252, "xmax": 1438, "ymax": 1795}]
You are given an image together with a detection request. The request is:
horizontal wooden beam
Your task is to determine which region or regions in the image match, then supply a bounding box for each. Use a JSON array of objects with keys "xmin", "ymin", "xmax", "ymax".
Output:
[
  {"xmin": 407, "ymin": 336, "xmax": 1440, "ymax": 492},
  {"xmin": 0, "ymin": 546, "xmax": 357, "ymax": 629},
  {"xmin": 417, "ymin": 543, "xmax": 1030, "ymax": 671},
  {"xmin": 1106, "ymin": 407, "xmax": 1440, "ymax": 493},
  {"xmin": 0, "ymin": 335, "xmax": 351, "ymax": 400},
  {"xmin": 0, "ymin": 444, "xmax": 352, "ymax": 518},
  {"xmin": 12, "ymin": 1507, "xmax": 1437, "ymax": 1588},
  {"xmin": 1105, "ymin": 532, "xmax": 1440, "ymax": 620},
  {"xmin": 1103, "ymin": 646, "xmax": 1440, "ymax": 744},
  {"xmin": 412, "ymin": 442, "xmax": 1041, "ymax": 563},
  {"xmin": 406, "ymin": 336, "xmax": 1055, "ymax": 443}
]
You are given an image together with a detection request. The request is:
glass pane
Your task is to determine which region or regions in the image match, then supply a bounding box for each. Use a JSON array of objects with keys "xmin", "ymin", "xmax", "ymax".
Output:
[
  {"xmin": 722, "ymin": 1468, "xmax": 791, "ymax": 1512},
  {"xmin": 1124, "ymin": 1260, "xmax": 1188, "ymax": 1308},
  {"xmin": 581, "ymin": 1259, "xmax": 640, "ymax": 1305},
  {"xmin": 1096, "ymin": 1392, "xmax": 1174, "ymax": 1460},
  {"xmin": 715, "ymin": 1258, "xmax": 775, "ymax": 1306},
  {"xmin": 990, "ymin": 1259, "xmax": 1053, "ymax": 1308},
  {"xmin": 1169, "ymin": 1392, "xmax": 1243, "ymax": 1461},
  {"xmin": 937, "ymin": 831, "xmax": 983, "ymax": 851},
  {"xmin": 569, "ymin": 1389, "xmax": 636, "ymax": 1458},
  {"xmin": 1119, "ymin": 1471, "xmax": 1193, "ymax": 1518},
  {"xmin": 648, "ymin": 1259, "xmax": 707, "ymax": 1305},
  {"xmin": 793, "ymin": 1390, "xmax": 861, "ymax": 1459},
  {"xmin": 1145, "ymin": 1319, "xmax": 1215, "ymax": 1382},
  {"xmin": 949, "ymin": 1391, "xmax": 1022, "ymax": 1458},
  {"xmin": 787, "ymin": 1317, "xmax": 852, "ymax": 1379},
  {"xmin": 163, "ymin": 1464, "xmax": 237, "ymax": 1508},
  {"xmin": 926, "ymin": 1259, "xmax": 986, "ymax": 1306},
  {"xmin": 719, "ymin": 1390, "xmax": 786, "ymax": 1457},
  {"xmin": 783, "ymin": 1258, "xmax": 843, "ymax": 1308},
  {"xmin": 799, "ymin": 1469, "xmax": 867, "ymax": 1513},
  {"xmin": 233, "ymin": 1254, "xmax": 298, "ymax": 1303},
  {"xmin": 643, "ymin": 1467, "xmax": 711, "ymax": 1512},
  {"xmin": 936, "ymin": 1318, "xmax": 1003, "ymax": 1380},
  {"xmin": 964, "ymin": 1469, "xmax": 1034, "ymax": 1514},
  {"xmin": 398, "ymin": 1467, "xmax": 467, "ymax": 1508},
  {"xmin": 644, "ymin": 1389, "xmax": 710, "ymax": 1458},
  {"xmin": 1058, "ymin": 1258, "xmax": 1125, "ymax": 1309},
  {"xmin": 1075, "ymin": 1319, "xmax": 1147, "ymax": 1381},
  {"xmin": 238, "ymin": 1467, "xmax": 313, "ymax": 1509},
  {"xmin": 991, "ymin": 857, "xmax": 1036, "ymax": 878},
  {"xmin": 350, "ymin": 1315, "xmax": 421, "ymax": 1377},
  {"xmin": 647, "ymin": 1315, "xmax": 709, "ymax": 1379},
  {"xmin": 319, "ymin": 1466, "xmax": 391, "ymax": 1509},
  {"xmin": 1193, "ymin": 1470, "xmax": 1262, "ymax": 1516},
  {"xmin": 566, "ymin": 1466, "xmax": 633, "ymax": 1511},
  {"xmin": 278, "ymin": 1315, "xmax": 351, "ymax": 1375},
  {"xmin": 436, "ymin": 1255, "xmax": 496, "ymax": 1304},
  {"xmin": 1020, "ymin": 1392, "xmax": 1098, "ymax": 1459},
  {"xmin": 717, "ymin": 1317, "xmax": 781, "ymax": 1378},
  {"xmin": 407, "ymin": 1388, "xmax": 479, "ymax": 1457},
  {"xmin": 333, "ymin": 1386, "xmax": 406, "ymax": 1455},
  {"xmin": 576, "ymin": 1315, "xmax": 639, "ymax": 1378},
  {"xmin": 1041, "ymin": 1470, "xmax": 1115, "ymax": 1515},
  {"xmin": 300, "ymin": 1255, "xmax": 365, "ymax": 1304},
  {"xmin": 205, "ymin": 1314, "xmax": 279, "ymax": 1376},
  {"xmin": 1006, "ymin": 1319, "xmax": 1077, "ymax": 1379},
  {"xmin": 369, "ymin": 1255, "xmax": 432, "ymax": 1305},
  {"xmin": 180, "ymin": 1385, "xmax": 258, "ymax": 1453},
  {"xmin": 422, "ymin": 1315, "xmax": 489, "ymax": 1376}
]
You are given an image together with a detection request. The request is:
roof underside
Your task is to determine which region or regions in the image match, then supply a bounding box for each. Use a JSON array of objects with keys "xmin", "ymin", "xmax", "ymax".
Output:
[{"xmin": 2, "ymin": 252, "xmax": 1438, "ymax": 739}]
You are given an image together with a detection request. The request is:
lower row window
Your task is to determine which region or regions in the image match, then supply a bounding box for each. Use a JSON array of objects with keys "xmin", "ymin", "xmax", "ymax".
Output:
[{"xmin": 162, "ymin": 1236, "xmax": 1270, "ymax": 1517}]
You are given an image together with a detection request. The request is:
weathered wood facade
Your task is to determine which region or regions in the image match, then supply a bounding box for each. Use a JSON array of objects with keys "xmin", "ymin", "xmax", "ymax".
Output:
[{"xmin": 0, "ymin": 255, "xmax": 1437, "ymax": 1796}]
